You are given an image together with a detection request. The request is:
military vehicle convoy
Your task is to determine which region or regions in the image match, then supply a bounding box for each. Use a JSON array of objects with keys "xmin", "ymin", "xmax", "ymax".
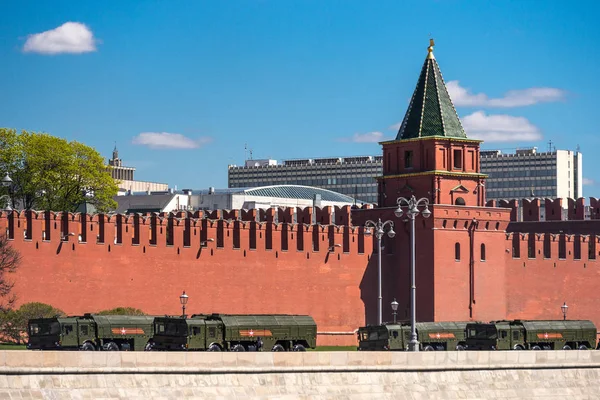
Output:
[
  {"xmin": 357, "ymin": 322, "xmax": 469, "ymax": 351},
  {"xmin": 358, "ymin": 319, "xmax": 598, "ymax": 351},
  {"xmin": 27, "ymin": 314, "xmax": 155, "ymax": 351},
  {"xmin": 152, "ymin": 313, "xmax": 317, "ymax": 351},
  {"xmin": 465, "ymin": 320, "xmax": 597, "ymax": 350}
]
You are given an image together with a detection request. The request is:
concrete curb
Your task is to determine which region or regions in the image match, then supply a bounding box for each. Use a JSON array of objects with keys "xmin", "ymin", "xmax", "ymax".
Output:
[{"xmin": 2, "ymin": 362, "xmax": 600, "ymax": 375}]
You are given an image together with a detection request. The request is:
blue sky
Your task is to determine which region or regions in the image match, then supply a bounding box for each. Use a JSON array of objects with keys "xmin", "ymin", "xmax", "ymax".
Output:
[{"xmin": 1, "ymin": 1, "xmax": 599, "ymax": 196}]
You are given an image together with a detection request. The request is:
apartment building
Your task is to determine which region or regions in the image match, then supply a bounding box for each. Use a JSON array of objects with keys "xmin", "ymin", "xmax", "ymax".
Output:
[
  {"xmin": 480, "ymin": 148, "xmax": 582, "ymax": 202},
  {"xmin": 228, "ymin": 156, "xmax": 382, "ymax": 204}
]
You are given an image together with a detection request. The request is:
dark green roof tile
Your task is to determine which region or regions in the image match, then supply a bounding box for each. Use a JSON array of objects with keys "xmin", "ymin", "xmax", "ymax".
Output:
[{"xmin": 396, "ymin": 42, "xmax": 467, "ymax": 140}]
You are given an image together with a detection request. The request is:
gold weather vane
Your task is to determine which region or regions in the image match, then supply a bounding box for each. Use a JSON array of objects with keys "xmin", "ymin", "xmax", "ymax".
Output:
[{"xmin": 427, "ymin": 38, "xmax": 435, "ymax": 59}]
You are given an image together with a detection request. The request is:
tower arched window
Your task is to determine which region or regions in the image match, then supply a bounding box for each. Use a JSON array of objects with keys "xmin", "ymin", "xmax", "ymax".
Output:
[
  {"xmin": 480, "ymin": 243, "xmax": 486, "ymax": 261},
  {"xmin": 455, "ymin": 243, "xmax": 461, "ymax": 261}
]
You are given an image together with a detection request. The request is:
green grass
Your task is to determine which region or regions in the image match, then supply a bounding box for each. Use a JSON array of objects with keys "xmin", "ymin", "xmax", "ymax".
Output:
[
  {"xmin": 0, "ymin": 344, "xmax": 26, "ymax": 350},
  {"xmin": 311, "ymin": 346, "xmax": 357, "ymax": 351}
]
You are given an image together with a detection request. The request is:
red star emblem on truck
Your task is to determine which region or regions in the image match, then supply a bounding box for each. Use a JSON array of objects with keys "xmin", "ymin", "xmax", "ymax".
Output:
[
  {"xmin": 544, "ymin": 333, "xmax": 549, "ymax": 339},
  {"xmin": 121, "ymin": 328, "xmax": 126, "ymax": 335},
  {"xmin": 249, "ymin": 330, "xmax": 254, "ymax": 337}
]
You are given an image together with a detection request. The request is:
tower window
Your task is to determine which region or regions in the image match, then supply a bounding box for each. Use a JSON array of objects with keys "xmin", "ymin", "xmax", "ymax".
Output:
[
  {"xmin": 453, "ymin": 150, "xmax": 462, "ymax": 169},
  {"xmin": 455, "ymin": 243, "xmax": 461, "ymax": 261},
  {"xmin": 404, "ymin": 151, "xmax": 413, "ymax": 168}
]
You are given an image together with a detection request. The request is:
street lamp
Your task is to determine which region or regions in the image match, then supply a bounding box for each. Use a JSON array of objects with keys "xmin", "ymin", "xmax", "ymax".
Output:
[
  {"xmin": 180, "ymin": 291, "xmax": 189, "ymax": 318},
  {"xmin": 395, "ymin": 195, "xmax": 431, "ymax": 352},
  {"xmin": 365, "ymin": 218, "xmax": 395, "ymax": 325},
  {"xmin": 391, "ymin": 298, "xmax": 399, "ymax": 324},
  {"xmin": 561, "ymin": 302, "xmax": 568, "ymax": 321},
  {"xmin": 1, "ymin": 173, "xmax": 13, "ymax": 211}
]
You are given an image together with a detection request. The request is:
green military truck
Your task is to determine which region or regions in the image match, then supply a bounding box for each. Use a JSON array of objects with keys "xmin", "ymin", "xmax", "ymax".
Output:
[
  {"xmin": 152, "ymin": 313, "xmax": 317, "ymax": 351},
  {"xmin": 27, "ymin": 314, "xmax": 155, "ymax": 351},
  {"xmin": 465, "ymin": 320, "xmax": 597, "ymax": 350},
  {"xmin": 357, "ymin": 322, "xmax": 469, "ymax": 351}
]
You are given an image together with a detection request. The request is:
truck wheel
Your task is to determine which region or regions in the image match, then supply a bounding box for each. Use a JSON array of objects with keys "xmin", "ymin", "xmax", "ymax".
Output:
[
  {"xmin": 208, "ymin": 344, "xmax": 221, "ymax": 352},
  {"xmin": 231, "ymin": 344, "xmax": 245, "ymax": 352},
  {"xmin": 106, "ymin": 342, "xmax": 119, "ymax": 351},
  {"xmin": 423, "ymin": 345, "xmax": 435, "ymax": 351},
  {"xmin": 578, "ymin": 344, "xmax": 588, "ymax": 350},
  {"xmin": 81, "ymin": 342, "xmax": 95, "ymax": 351},
  {"xmin": 514, "ymin": 344, "xmax": 525, "ymax": 350},
  {"xmin": 531, "ymin": 345, "xmax": 541, "ymax": 350},
  {"xmin": 562, "ymin": 345, "xmax": 572, "ymax": 350},
  {"xmin": 293, "ymin": 344, "xmax": 306, "ymax": 352},
  {"xmin": 144, "ymin": 341, "xmax": 154, "ymax": 351},
  {"xmin": 455, "ymin": 344, "xmax": 465, "ymax": 351},
  {"xmin": 272, "ymin": 344, "xmax": 285, "ymax": 352}
]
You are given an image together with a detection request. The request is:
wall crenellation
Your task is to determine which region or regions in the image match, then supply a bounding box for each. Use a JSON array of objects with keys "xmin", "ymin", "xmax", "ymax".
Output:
[
  {"xmin": 0, "ymin": 205, "xmax": 372, "ymax": 257},
  {"xmin": 487, "ymin": 197, "xmax": 600, "ymax": 222}
]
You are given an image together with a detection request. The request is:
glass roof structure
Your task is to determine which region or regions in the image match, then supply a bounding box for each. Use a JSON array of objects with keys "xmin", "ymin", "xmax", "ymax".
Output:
[{"xmin": 243, "ymin": 185, "xmax": 361, "ymax": 203}]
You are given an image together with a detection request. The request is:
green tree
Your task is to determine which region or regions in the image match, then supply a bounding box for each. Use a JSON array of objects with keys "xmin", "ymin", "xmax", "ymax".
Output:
[
  {"xmin": 0, "ymin": 234, "xmax": 20, "ymax": 312},
  {"xmin": 0, "ymin": 302, "xmax": 64, "ymax": 344},
  {"xmin": 97, "ymin": 307, "xmax": 146, "ymax": 315},
  {"xmin": 0, "ymin": 128, "xmax": 118, "ymax": 212}
]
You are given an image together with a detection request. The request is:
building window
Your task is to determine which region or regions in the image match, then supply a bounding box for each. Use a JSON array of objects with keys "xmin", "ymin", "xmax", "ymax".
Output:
[
  {"xmin": 404, "ymin": 151, "xmax": 413, "ymax": 169},
  {"xmin": 455, "ymin": 243, "xmax": 460, "ymax": 261},
  {"xmin": 512, "ymin": 235, "xmax": 520, "ymax": 258},
  {"xmin": 558, "ymin": 234, "xmax": 566, "ymax": 259},
  {"xmin": 455, "ymin": 197, "xmax": 465, "ymax": 206},
  {"xmin": 543, "ymin": 234, "xmax": 551, "ymax": 258},
  {"xmin": 480, "ymin": 244, "xmax": 486, "ymax": 261},
  {"xmin": 453, "ymin": 150, "xmax": 462, "ymax": 169}
]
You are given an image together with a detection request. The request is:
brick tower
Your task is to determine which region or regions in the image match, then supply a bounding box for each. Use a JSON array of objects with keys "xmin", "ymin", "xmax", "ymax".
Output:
[{"xmin": 378, "ymin": 40, "xmax": 486, "ymax": 207}]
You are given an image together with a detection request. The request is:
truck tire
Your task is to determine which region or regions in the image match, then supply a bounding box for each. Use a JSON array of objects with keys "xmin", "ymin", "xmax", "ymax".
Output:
[
  {"xmin": 514, "ymin": 344, "xmax": 525, "ymax": 350},
  {"xmin": 272, "ymin": 344, "xmax": 285, "ymax": 352},
  {"xmin": 208, "ymin": 344, "xmax": 221, "ymax": 352},
  {"xmin": 423, "ymin": 345, "xmax": 435, "ymax": 351},
  {"xmin": 106, "ymin": 342, "xmax": 119, "ymax": 351},
  {"xmin": 144, "ymin": 341, "xmax": 154, "ymax": 351},
  {"xmin": 455, "ymin": 344, "xmax": 465, "ymax": 351},
  {"xmin": 81, "ymin": 342, "xmax": 95, "ymax": 351},
  {"xmin": 231, "ymin": 344, "xmax": 245, "ymax": 352},
  {"xmin": 578, "ymin": 344, "xmax": 588, "ymax": 350},
  {"xmin": 562, "ymin": 345, "xmax": 572, "ymax": 350},
  {"xmin": 293, "ymin": 344, "xmax": 306, "ymax": 352},
  {"xmin": 531, "ymin": 345, "xmax": 541, "ymax": 350}
]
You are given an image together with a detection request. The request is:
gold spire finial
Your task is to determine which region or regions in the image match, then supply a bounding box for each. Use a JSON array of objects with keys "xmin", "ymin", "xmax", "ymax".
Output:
[{"xmin": 427, "ymin": 38, "xmax": 435, "ymax": 59}]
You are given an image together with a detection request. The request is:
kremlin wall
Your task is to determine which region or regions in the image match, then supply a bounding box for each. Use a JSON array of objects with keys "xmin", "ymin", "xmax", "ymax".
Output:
[
  {"xmin": 6, "ymin": 41, "xmax": 600, "ymax": 347},
  {"xmin": 4, "ymin": 195, "xmax": 600, "ymax": 346}
]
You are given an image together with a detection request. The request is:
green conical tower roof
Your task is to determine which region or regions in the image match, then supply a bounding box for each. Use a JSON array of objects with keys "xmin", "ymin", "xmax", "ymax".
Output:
[{"xmin": 396, "ymin": 40, "xmax": 467, "ymax": 140}]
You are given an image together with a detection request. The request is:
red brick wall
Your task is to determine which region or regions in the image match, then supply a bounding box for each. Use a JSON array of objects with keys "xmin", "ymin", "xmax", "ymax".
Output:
[{"xmin": 2, "ymin": 209, "xmax": 373, "ymax": 347}]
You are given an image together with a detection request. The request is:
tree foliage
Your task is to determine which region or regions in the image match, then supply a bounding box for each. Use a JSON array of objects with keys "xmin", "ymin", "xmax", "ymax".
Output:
[
  {"xmin": 97, "ymin": 307, "xmax": 146, "ymax": 315},
  {"xmin": 0, "ymin": 128, "xmax": 118, "ymax": 212},
  {"xmin": 0, "ymin": 302, "xmax": 64, "ymax": 344},
  {"xmin": 0, "ymin": 234, "xmax": 20, "ymax": 312}
]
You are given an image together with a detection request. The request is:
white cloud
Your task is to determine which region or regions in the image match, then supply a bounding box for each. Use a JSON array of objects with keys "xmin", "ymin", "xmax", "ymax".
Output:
[
  {"xmin": 388, "ymin": 122, "xmax": 402, "ymax": 131},
  {"xmin": 132, "ymin": 132, "xmax": 213, "ymax": 149},
  {"xmin": 447, "ymin": 81, "xmax": 566, "ymax": 108},
  {"xmin": 23, "ymin": 22, "xmax": 97, "ymax": 55},
  {"xmin": 582, "ymin": 178, "xmax": 595, "ymax": 186},
  {"xmin": 461, "ymin": 111, "xmax": 542, "ymax": 142},
  {"xmin": 338, "ymin": 131, "xmax": 387, "ymax": 143}
]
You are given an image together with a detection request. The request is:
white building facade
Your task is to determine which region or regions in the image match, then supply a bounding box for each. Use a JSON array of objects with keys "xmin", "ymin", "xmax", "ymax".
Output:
[
  {"xmin": 481, "ymin": 148, "xmax": 583, "ymax": 202},
  {"xmin": 228, "ymin": 156, "xmax": 382, "ymax": 204}
]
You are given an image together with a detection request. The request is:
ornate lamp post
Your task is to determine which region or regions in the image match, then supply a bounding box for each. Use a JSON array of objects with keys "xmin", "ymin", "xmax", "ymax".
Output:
[
  {"xmin": 395, "ymin": 195, "xmax": 431, "ymax": 352},
  {"xmin": 364, "ymin": 218, "xmax": 395, "ymax": 325},
  {"xmin": 180, "ymin": 291, "xmax": 189, "ymax": 318},
  {"xmin": 561, "ymin": 302, "xmax": 568, "ymax": 321},
  {"xmin": 391, "ymin": 298, "xmax": 399, "ymax": 324},
  {"xmin": 1, "ymin": 173, "xmax": 13, "ymax": 211}
]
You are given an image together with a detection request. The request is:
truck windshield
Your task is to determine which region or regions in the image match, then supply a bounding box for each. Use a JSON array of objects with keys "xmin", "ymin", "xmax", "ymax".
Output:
[
  {"xmin": 468, "ymin": 325, "xmax": 497, "ymax": 339},
  {"xmin": 29, "ymin": 322, "xmax": 60, "ymax": 336},
  {"xmin": 161, "ymin": 321, "xmax": 187, "ymax": 336}
]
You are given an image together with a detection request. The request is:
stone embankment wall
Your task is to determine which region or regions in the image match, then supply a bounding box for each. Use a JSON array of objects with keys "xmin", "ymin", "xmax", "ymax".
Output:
[{"xmin": 3, "ymin": 350, "xmax": 600, "ymax": 399}]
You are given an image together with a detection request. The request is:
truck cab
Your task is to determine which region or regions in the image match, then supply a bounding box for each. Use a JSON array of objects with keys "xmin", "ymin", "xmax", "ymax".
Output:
[{"xmin": 357, "ymin": 324, "xmax": 404, "ymax": 351}]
